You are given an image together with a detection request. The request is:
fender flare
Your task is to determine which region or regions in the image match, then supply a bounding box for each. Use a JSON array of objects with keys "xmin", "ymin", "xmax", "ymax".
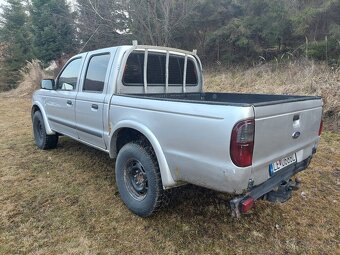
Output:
[
  {"xmin": 32, "ymin": 101, "xmax": 55, "ymax": 135},
  {"xmin": 109, "ymin": 120, "xmax": 176, "ymax": 188}
]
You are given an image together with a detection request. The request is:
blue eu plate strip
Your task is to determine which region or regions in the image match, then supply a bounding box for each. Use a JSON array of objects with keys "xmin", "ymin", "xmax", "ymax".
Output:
[{"xmin": 269, "ymin": 164, "xmax": 274, "ymax": 176}]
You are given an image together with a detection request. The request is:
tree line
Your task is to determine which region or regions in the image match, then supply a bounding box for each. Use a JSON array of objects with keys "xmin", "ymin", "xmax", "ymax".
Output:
[{"xmin": 0, "ymin": 0, "xmax": 339, "ymax": 91}]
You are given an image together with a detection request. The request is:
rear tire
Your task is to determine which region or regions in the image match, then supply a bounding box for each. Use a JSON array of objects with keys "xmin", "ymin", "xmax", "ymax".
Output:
[
  {"xmin": 32, "ymin": 111, "xmax": 58, "ymax": 150},
  {"xmin": 115, "ymin": 142, "xmax": 165, "ymax": 217}
]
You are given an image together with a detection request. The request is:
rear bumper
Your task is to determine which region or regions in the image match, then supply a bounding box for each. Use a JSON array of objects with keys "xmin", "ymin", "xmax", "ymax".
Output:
[{"xmin": 230, "ymin": 156, "xmax": 312, "ymax": 217}]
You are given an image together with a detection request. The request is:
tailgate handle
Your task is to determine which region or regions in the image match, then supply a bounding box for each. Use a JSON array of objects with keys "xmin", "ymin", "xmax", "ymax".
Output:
[{"xmin": 293, "ymin": 115, "xmax": 300, "ymax": 121}]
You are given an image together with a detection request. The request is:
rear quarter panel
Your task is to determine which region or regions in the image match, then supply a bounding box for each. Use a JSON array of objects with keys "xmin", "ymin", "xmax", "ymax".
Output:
[{"xmin": 109, "ymin": 96, "xmax": 254, "ymax": 193}]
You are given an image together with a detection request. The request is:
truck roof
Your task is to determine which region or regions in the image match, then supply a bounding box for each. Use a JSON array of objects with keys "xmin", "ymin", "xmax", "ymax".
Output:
[{"xmin": 79, "ymin": 44, "xmax": 198, "ymax": 57}]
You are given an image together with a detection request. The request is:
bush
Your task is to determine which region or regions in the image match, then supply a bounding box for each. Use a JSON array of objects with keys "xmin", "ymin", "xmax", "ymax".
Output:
[{"xmin": 308, "ymin": 37, "xmax": 340, "ymax": 64}]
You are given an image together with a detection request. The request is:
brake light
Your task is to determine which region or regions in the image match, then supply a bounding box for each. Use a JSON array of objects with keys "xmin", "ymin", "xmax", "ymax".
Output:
[
  {"xmin": 230, "ymin": 119, "xmax": 255, "ymax": 167},
  {"xmin": 318, "ymin": 120, "xmax": 323, "ymax": 136}
]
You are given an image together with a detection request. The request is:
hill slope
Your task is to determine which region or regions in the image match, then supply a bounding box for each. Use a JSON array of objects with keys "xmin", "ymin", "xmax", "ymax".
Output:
[{"xmin": 205, "ymin": 60, "xmax": 339, "ymax": 132}]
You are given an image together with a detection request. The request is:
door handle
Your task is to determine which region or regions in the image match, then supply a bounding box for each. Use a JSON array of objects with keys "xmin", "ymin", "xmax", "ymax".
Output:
[
  {"xmin": 293, "ymin": 114, "xmax": 300, "ymax": 121},
  {"xmin": 91, "ymin": 104, "xmax": 99, "ymax": 110},
  {"xmin": 67, "ymin": 100, "xmax": 73, "ymax": 106}
]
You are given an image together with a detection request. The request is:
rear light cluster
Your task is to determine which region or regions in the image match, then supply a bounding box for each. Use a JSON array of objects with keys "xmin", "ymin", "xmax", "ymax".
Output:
[
  {"xmin": 230, "ymin": 119, "xmax": 255, "ymax": 167},
  {"xmin": 318, "ymin": 119, "xmax": 323, "ymax": 136}
]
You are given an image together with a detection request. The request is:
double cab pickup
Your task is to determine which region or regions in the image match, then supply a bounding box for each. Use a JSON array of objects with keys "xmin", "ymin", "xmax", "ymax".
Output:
[{"xmin": 32, "ymin": 43, "xmax": 323, "ymax": 217}]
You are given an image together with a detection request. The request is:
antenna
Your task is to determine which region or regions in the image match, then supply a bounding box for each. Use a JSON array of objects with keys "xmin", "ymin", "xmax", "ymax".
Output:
[
  {"xmin": 193, "ymin": 49, "xmax": 197, "ymax": 55},
  {"xmin": 132, "ymin": 40, "xmax": 138, "ymax": 46}
]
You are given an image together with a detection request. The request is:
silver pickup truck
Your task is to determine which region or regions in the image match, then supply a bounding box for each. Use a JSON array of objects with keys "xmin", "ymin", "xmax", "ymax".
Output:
[{"xmin": 32, "ymin": 44, "xmax": 323, "ymax": 217}]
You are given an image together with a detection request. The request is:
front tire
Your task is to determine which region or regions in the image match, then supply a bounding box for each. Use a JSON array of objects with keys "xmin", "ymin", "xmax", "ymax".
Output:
[
  {"xmin": 32, "ymin": 111, "xmax": 58, "ymax": 150},
  {"xmin": 115, "ymin": 142, "xmax": 165, "ymax": 217}
]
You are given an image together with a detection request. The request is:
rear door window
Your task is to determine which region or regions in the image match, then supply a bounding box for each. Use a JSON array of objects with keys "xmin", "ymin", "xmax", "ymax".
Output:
[{"xmin": 83, "ymin": 54, "xmax": 111, "ymax": 92}]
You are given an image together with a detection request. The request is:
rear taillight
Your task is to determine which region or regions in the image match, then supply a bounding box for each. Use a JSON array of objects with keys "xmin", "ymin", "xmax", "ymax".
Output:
[
  {"xmin": 230, "ymin": 119, "xmax": 255, "ymax": 167},
  {"xmin": 318, "ymin": 119, "xmax": 323, "ymax": 136}
]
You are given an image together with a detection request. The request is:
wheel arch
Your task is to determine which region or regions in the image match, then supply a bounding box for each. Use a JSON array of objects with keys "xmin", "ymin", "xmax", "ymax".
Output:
[
  {"xmin": 109, "ymin": 121, "xmax": 176, "ymax": 188},
  {"xmin": 31, "ymin": 102, "xmax": 55, "ymax": 135}
]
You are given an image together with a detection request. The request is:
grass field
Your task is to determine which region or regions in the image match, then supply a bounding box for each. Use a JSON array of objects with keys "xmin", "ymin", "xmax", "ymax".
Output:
[{"xmin": 0, "ymin": 62, "xmax": 339, "ymax": 254}]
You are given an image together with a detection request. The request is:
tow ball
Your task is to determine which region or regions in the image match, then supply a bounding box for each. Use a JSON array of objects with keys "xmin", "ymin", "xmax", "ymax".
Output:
[
  {"xmin": 264, "ymin": 178, "xmax": 301, "ymax": 203},
  {"xmin": 230, "ymin": 177, "xmax": 301, "ymax": 218}
]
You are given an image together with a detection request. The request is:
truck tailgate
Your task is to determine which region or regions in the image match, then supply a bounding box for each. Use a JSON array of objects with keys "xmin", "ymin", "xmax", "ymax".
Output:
[{"xmin": 251, "ymin": 98, "xmax": 323, "ymax": 185}]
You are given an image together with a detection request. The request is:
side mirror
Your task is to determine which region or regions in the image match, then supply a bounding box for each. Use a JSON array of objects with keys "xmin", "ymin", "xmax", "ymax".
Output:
[{"xmin": 41, "ymin": 79, "xmax": 55, "ymax": 90}]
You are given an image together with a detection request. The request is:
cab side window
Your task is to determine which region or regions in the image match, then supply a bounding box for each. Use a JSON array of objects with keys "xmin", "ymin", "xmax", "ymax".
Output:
[
  {"xmin": 56, "ymin": 58, "xmax": 82, "ymax": 91},
  {"xmin": 83, "ymin": 54, "xmax": 111, "ymax": 92}
]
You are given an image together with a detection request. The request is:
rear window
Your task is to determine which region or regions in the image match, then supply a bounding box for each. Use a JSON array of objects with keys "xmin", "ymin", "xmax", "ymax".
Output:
[
  {"xmin": 122, "ymin": 51, "xmax": 198, "ymax": 86},
  {"xmin": 147, "ymin": 54, "xmax": 166, "ymax": 85},
  {"xmin": 122, "ymin": 52, "xmax": 145, "ymax": 85}
]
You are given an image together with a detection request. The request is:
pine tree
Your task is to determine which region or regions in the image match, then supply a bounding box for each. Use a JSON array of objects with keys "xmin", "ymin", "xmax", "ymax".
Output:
[
  {"xmin": 0, "ymin": 0, "xmax": 33, "ymax": 90},
  {"xmin": 30, "ymin": 0, "xmax": 76, "ymax": 64},
  {"xmin": 76, "ymin": 0, "xmax": 130, "ymax": 52}
]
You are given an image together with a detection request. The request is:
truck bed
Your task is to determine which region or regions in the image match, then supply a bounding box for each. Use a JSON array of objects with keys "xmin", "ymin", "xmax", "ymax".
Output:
[{"xmin": 127, "ymin": 92, "xmax": 321, "ymax": 107}]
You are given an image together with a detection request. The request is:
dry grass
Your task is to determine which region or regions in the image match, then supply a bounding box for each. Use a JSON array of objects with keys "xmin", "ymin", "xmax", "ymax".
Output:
[
  {"xmin": 205, "ymin": 60, "xmax": 340, "ymax": 131},
  {"xmin": 1, "ymin": 60, "xmax": 51, "ymax": 98},
  {"xmin": 0, "ymin": 98, "xmax": 339, "ymax": 253}
]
